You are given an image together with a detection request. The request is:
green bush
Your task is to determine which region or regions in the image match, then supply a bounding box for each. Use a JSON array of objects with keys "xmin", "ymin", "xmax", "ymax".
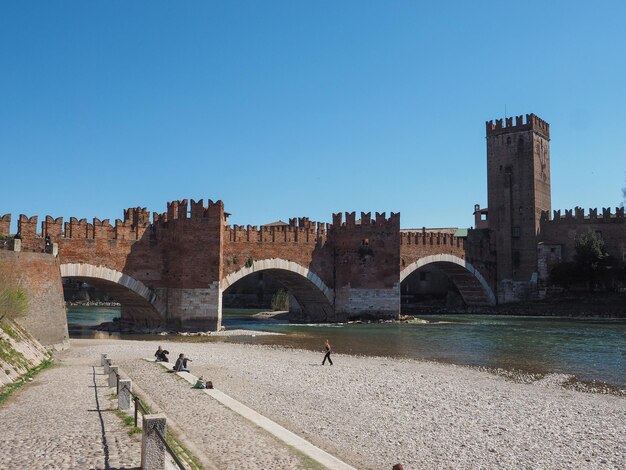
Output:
[{"xmin": 0, "ymin": 265, "xmax": 28, "ymax": 324}]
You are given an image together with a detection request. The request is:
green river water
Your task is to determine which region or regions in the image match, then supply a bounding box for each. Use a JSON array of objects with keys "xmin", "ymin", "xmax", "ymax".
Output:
[{"xmin": 67, "ymin": 306, "xmax": 626, "ymax": 388}]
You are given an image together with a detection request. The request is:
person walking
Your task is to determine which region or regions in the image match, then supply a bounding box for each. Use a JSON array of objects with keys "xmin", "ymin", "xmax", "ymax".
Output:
[{"xmin": 322, "ymin": 339, "xmax": 333, "ymax": 365}]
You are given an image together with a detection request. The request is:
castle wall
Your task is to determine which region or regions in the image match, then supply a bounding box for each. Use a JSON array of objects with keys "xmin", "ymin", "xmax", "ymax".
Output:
[
  {"xmin": 538, "ymin": 207, "xmax": 626, "ymax": 282},
  {"xmin": 0, "ymin": 251, "xmax": 69, "ymax": 349}
]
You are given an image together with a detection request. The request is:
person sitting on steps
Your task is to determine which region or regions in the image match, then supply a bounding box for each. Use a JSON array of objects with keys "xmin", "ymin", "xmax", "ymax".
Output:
[
  {"xmin": 174, "ymin": 353, "xmax": 192, "ymax": 372},
  {"xmin": 154, "ymin": 346, "xmax": 169, "ymax": 362}
]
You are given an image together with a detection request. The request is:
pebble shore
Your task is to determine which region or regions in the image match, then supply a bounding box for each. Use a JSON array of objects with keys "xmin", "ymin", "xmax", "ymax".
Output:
[{"xmin": 71, "ymin": 338, "xmax": 625, "ymax": 470}]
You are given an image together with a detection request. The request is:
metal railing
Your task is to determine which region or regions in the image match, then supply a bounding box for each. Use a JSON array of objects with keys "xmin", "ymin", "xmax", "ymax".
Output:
[
  {"xmin": 111, "ymin": 367, "xmax": 187, "ymax": 470},
  {"xmin": 153, "ymin": 426, "xmax": 189, "ymax": 470},
  {"xmin": 132, "ymin": 393, "xmax": 148, "ymax": 429}
]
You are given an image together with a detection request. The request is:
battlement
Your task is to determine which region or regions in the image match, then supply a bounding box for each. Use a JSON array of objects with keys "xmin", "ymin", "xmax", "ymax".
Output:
[
  {"xmin": 400, "ymin": 230, "xmax": 464, "ymax": 248},
  {"xmin": 331, "ymin": 211, "xmax": 400, "ymax": 229},
  {"xmin": 0, "ymin": 214, "xmax": 11, "ymax": 237},
  {"xmin": 226, "ymin": 218, "xmax": 328, "ymax": 243},
  {"xmin": 123, "ymin": 207, "xmax": 150, "ymax": 226},
  {"xmin": 287, "ymin": 217, "xmax": 319, "ymax": 230},
  {"xmin": 4, "ymin": 207, "xmax": 152, "ymax": 242},
  {"xmin": 541, "ymin": 206, "xmax": 625, "ymax": 224},
  {"xmin": 486, "ymin": 113, "xmax": 550, "ymax": 138},
  {"xmin": 154, "ymin": 198, "xmax": 225, "ymax": 224}
]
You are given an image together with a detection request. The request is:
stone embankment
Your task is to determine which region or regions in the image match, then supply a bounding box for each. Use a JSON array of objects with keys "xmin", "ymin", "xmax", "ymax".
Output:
[{"xmin": 0, "ymin": 320, "xmax": 49, "ymax": 387}]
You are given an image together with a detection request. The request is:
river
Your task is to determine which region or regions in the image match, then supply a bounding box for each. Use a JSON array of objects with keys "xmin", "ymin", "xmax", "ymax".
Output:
[{"xmin": 66, "ymin": 306, "xmax": 626, "ymax": 388}]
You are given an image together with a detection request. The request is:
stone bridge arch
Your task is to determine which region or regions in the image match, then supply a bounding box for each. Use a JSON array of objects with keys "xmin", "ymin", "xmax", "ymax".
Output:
[
  {"xmin": 400, "ymin": 254, "xmax": 496, "ymax": 306},
  {"xmin": 60, "ymin": 263, "xmax": 167, "ymax": 325},
  {"xmin": 221, "ymin": 259, "xmax": 335, "ymax": 322}
]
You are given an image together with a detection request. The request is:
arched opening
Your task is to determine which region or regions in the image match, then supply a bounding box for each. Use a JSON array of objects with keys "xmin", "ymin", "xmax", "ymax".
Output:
[
  {"xmin": 221, "ymin": 259, "xmax": 334, "ymax": 322},
  {"xmin": 400, "ymin": 255, "xmax": 495, "ymax": 313},
  {"xmin": 60, "ymin": 263, "xmax": 166, "ymax": 331}
]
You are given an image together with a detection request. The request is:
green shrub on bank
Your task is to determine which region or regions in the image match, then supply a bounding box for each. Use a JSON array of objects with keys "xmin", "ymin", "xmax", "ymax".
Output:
[{"xmin": 0, "ymin": 263, "xmax": 28, "ymax": 324}]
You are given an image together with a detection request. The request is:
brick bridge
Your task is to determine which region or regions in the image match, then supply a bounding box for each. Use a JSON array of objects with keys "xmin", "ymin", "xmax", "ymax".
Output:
[{"xmin": 1, "ymin": 199, "xmax": 495, "ymax": 330}]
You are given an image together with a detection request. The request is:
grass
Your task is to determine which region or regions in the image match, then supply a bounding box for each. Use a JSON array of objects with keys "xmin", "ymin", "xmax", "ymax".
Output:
[
  {"xmin": 0, "ymin": 322, "xmax": 20, "ymax": 341},
  {"xmin": 0, "ymin": 338, "xmax": 30, "ymax": 371},
  {"xmin": 0, "ymin": 358, "xmax": 53, "ymax": 407},
  {"xmin": 165, "ymin": 429, "xmax": 203, "ymax": 470},
  {"xmin": 114, "ymin": 408, "xmax": 143, "ymax": 437}
]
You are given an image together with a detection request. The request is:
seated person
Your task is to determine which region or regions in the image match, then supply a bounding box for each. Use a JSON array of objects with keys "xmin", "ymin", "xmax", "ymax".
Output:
[
  {"xmin": 193, "ymin": 376, "xmax": 206, "ymax": 389},
  {"xmin": 154, "ymin": 346, "xmax": 169, "ymax": 362},
  {"xmin": 174, "ymin": 353, "xmax": 192, "ymax": 372}
]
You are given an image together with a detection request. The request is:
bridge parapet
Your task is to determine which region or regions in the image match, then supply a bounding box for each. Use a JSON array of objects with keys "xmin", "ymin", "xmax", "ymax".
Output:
[
  {"xmin": 226, "ymin": 220, "xmax": 327, "ymax": 244},
  {"xmin": 400, "ymin": 231, "xmax": 464, "ymax": 249}
]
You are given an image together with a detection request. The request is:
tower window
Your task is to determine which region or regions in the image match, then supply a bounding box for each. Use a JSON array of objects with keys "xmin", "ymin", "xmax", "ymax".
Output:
[{"xmin": 512, "ymin": 227, "xmax": 521, "ymax": 238}]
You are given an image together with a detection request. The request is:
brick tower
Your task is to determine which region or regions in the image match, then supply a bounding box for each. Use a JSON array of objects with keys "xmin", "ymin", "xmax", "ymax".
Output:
[{"xmin": 486, "ymin": 114, "xmax": 551, "ymax": 299}]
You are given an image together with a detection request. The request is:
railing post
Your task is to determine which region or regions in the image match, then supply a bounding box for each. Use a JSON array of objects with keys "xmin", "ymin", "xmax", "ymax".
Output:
[
  {"xmin": 141, "ymin": 414, "xmax": 167, "ymax": 470},
  {"xmin": 100, "ymin": 353, "xmax": 108, "ymax": 366},
  {"xmin": 108, "ymin": 366, "xmax": 118, "ymax": 387},
  {"xmin": 134, "ymin": 396, "xmax": 139, "ymax": 427},
  {"xmin": 118, "ymin": 379, "xmax": 132, "ymax": 411},
  {"xmin": 104, "ymin": 358, "xmax": 112, "ymax": 375}
]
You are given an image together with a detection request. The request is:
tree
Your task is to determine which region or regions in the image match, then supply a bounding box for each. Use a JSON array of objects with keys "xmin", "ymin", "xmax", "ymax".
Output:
[
  {"xmin": 550, "ymin": 231, "xmax": 611, "ymax": 291},
  {"xmin": 0, "ymin": 265, "xmax": 28, "ymax": 324},
  {"xmin": 573, "ymin": 231, "xmax": 609, "ymax": 291},
  {"xmin": 574, "ymin": 230, "xmax": 607, "ymax": 270}
]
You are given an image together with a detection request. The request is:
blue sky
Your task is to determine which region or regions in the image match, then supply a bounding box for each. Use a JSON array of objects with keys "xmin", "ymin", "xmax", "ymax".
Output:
[{"xmin": 1, "ymin": 1, "xmax": 625, "ymax": 232}]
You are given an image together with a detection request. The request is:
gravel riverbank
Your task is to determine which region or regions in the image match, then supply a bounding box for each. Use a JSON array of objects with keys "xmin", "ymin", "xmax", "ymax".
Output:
[{"xmin": 72, "ymin": 338, "xmax": 625, "ymax": 469}]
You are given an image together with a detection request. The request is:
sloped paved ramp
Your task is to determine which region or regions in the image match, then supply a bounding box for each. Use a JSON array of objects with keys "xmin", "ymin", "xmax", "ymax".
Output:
[{"xmin": 0, "ymin": 354, "xmax": 141, "ymax": 470}]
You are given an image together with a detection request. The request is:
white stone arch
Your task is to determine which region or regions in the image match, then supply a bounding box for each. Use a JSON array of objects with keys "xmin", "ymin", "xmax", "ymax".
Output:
[
  {"xmin": 400, "ymin": 254, "xmax": 496, "ymax": 306},
  {"xmin": 60, "ymin": 263, "xmax": 167, "ymax": 316},
  {"xmin": 221, "ymin": 258, "xmax": 333, "ymax": 303}
]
